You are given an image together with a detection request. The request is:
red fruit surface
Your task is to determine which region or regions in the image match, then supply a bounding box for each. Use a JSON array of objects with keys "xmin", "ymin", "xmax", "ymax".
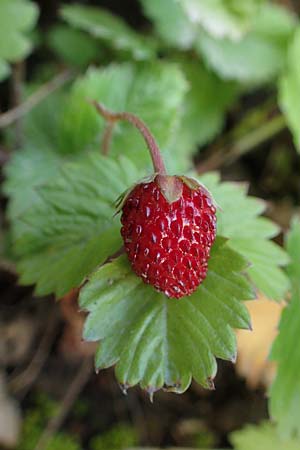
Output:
[{"xmin": 120, "ymin": 176, "xmax": 217, "ymax": 299}]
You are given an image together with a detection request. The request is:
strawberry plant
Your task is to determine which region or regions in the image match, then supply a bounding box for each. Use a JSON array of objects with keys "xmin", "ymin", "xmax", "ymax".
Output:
[
  {"xmin": 1, "ymin": 74, "xmax": 290, "ymax": 393},
  {"xmin": 1, "ymin": 0, "xmax": 300, "ymax": 448}
]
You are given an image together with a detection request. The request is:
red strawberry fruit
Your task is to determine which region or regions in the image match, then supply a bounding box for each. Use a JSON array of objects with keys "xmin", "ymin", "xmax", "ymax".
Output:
[
  {"xmin": 120, "ymin": 175, "xmax": 216, "ymax": 298},
  {"xmin": 93, "ymin": 102, "xmax": 217, "ymax": 299}
]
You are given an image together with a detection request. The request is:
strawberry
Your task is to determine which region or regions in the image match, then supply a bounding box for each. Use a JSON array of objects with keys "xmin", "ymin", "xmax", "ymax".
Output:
[
  {"xmin": 93, "ymin": 102, "xmax": 217, "ymax": 299},
  {"xmin": 120, "ymin": 175, "xmax": 216, "ymax": 298}
]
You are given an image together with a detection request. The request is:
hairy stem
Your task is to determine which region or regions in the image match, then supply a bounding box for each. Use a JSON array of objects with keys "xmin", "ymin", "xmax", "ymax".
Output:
[
  {"xmin": 101, "ymin": 121, "xmax": 116, "ymax": 155},
  {"xmin": 92, "ymin": 101, "xmax": 167, "ymax": 174}
]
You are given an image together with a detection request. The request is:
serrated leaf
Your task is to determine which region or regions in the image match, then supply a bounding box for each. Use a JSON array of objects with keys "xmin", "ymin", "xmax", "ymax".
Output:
[
  {"xmin": 80, "ymin": 238, "xmax": 253, "ymax": 392},
  {"xmin": 58, "ymin": 63, "xmax": 187, "ymax": 167},
  {"xmin": 172, "ymin": 60, "xmax": 236, "ymax": 154},
  {"xmin": 279, "ymin": 27, "xmax": 300, "ymax": 152},
  {"xmin": 60, "ymin": 4, "xmax": 156, "ymax": 60},
  {"xmin": 197, "ymin": 173, "xmax": 290, "ymax": 299},
  {"xmin": 11, "ymin": 153, "xmax": 141, "ymax": 297},
  {"xmin": 230, "ymin": 422, "xmax": 300, "ymax": 450},
  {"xmin": 269, "ymin": 216, "xmax": 300, "ymax": 438},
  {"xmin": 0, "ymin": 0, "xmax": 38, "ymax": 80},
  {"xmin": 196, "ymin": 3, "xmax": 296, "ymax": 83},
  {"xmin": 3, "ymin": 147, "xmax": 62, "ymax": 220},
  {"xmin": 180, "ymin": 0, "xmax": 264, "ymax": 41},
  {"xmin": 47, "ymin": 25, "xmax": 100, "ymax": 68},
  {"xmin": 139, "ymin": 0, "xmax": 197, "ymax": 49}
]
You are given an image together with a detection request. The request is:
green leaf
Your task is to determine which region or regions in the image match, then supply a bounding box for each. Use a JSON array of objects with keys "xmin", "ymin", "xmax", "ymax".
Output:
[
  {"xmin": 197, "ymin": 32, "xmax": 283, "ymax": 83},
  {"xmin": 279, "ymin": 27, "xmax": 300, "ymax": 152},
  {"xmin": 285, "ymin": 216, "xmax": 300, "ymax": 291},
  {"xmin": 139, "ymin": 0, "xmax": 197, "ymax": 49},
  {"xmin": 180, "ymin": 0, "xmax": 264, "ymax": 41},
  {"xmin": 172, "ymin": 60, "xmax": 237, "ymax": 153},
  {"xmin": 58, "ymin": 63, "xmax": 187, "ymax": 167},
  {"xmin": 19, "ymin": 87, "xmax": 66, "ymax": 151},
  {"xmin": 11, "ymin": 153, "xmax": 141, "ymax": 297},
  {"xmin": 80, "ymin": 238, "xmax": 253, "ymax": 393},
  {"xmin": 0, "ymin": 58, "xmax": 10, "ymax": 81},
  {"xmin": 47, "ymin": 25, "xmax": 100, "ymax": 68},
  {"xmin": 197, "ymin": 173, "xmax": 290, "ymax": 299},
  {"xmin": 196, "ymin": 3, "xmax": 296, "ymax": 83},
  {"xmin": 254, "ymin": 2, "xmax": 297, "ymax": 44},
  {"xmin": 60, "ymin": 4, "xmax": 156, "ymax": 60},
  {"xmin": 269, "ymin": 216, "xmax": 300, "ymax": 438},
  {"xmin": 269, "ymin": 293, "xmax": 300, "ymax": 438},
  {"xmin": 3, "ymin": 89, "xmax": 67, "ymax": 220},
  {"xmin": 3, "ymin": 147, "xmax": 62, "ymax": 220},
  {"xmin": 0, "ymin": 0, "xmax": 39, "ymax": 80},
  {"xmin": 230, "ymin": 422, "xmax": 300, "ymax": 450}
]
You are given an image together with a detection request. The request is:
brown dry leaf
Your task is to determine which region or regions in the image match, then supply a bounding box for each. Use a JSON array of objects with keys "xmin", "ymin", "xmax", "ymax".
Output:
[
  {"xmin": 236, "ymin": 294, "xmax": 285, "ymax": 388},
  {"xmin": 59, "ymin": 289, "xmax": 97, "ymax": 361}
]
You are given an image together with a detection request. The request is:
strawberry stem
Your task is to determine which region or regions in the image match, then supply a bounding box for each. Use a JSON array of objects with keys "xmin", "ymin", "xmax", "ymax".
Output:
[
  {"xmin": 101, "ymin": 121, "xmax": 115, "ymax": 155},
  {"xmin": 92, "ymin": 101, "xmax": 167, "ymax": 174}
]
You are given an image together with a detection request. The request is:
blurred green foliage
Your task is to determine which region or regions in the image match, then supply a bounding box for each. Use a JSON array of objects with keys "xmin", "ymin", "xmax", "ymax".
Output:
[
  {"xmin": 0, "ymin": 0, "xmax": 38, "ymax": 81},
  {"xmin": 18, "ymin": 393, "xmax": 81, "ymax": 450},
  {"xmin": 90, "ymin": 424, "xmax": 138, "ymax": 450},
  {"xmin": 230, "ymin": 422, "xmax": 300, "ymax": 450}
]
